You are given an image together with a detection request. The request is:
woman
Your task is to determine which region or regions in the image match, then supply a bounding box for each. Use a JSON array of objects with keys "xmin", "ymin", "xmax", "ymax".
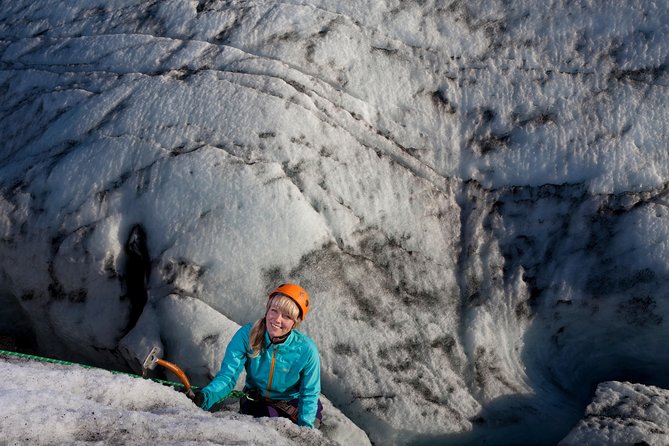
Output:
[{"xmin": 191, "ymin": 283, "xmax": 322, "ymax": 428}]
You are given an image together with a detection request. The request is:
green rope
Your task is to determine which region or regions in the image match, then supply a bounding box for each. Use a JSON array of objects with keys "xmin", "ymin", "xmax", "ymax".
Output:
[
  {"xmin": 226, "ymin": 389, "xmax": 248, "ymax": 399},
  {"xmin": 0, "ymin": 348, "xmax": 189, "ymax": 387},
  {"xmin": 0, "ymin": 350, "xmax": 184, "ymax": 387},
  {"xmin": 0, "ymin": 349, "xmax": 246, "ymax": 400}
]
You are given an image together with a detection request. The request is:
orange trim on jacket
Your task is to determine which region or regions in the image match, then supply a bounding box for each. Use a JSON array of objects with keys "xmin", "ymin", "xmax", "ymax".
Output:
[{"xmin": 265, "ymin": 349, "xmax": 277, "ymax": 400}]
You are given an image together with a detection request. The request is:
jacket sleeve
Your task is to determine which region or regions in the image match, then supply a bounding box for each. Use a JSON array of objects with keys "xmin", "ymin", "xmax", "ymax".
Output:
[
  {"xmin": 200, "ymin": 326, "xmax": 248, "ymax": 410},
  {"xmin": 297, "ymin": 341, "xmax": 321, "ymax": 428}
]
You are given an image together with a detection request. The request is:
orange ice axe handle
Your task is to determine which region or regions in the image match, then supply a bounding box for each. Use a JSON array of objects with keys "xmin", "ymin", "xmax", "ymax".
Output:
[{"xmin": 142, "ymin": 346, "xmax": 195, "ymax": 398}]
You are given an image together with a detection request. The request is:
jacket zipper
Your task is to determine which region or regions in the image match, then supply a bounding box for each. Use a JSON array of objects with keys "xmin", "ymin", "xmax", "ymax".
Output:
[{"xmin": 265, "ymin": 348, "xmax": 277, "ymax": 400}]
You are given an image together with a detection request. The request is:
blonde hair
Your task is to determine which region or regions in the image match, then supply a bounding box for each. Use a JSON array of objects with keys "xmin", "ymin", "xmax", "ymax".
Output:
[{"xmin": 248, "ymin": 294, "xmax": 301, "ymax": 358}]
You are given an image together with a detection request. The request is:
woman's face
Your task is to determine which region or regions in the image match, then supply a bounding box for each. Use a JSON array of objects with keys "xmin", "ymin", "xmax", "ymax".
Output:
[{"xmin": 266, "ymin": 305, "xmax": 296, "ymax": 338}]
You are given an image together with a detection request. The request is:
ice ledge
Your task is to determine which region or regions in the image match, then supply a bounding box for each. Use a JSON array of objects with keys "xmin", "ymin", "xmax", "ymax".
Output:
[{"xmin": 559, "ymin": 381, "xmax": 669, "ymax": 446}]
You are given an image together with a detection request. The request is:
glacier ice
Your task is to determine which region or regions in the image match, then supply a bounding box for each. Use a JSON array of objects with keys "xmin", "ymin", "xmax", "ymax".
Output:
[{"xmin": 0, "ymin": 1, "xmax": 668, "ymax": 444}]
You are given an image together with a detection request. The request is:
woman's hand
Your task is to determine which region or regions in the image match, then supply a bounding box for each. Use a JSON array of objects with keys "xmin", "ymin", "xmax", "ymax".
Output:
[{"xmin": 188, "ymin": 390, "xmax": 205, "ymax": 408}]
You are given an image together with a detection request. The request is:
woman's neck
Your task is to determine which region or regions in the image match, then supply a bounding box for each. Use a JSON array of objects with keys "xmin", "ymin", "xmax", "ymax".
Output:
[{"xmin": 268, "ymin": 330, "xmax": 290, "ymax": 344}]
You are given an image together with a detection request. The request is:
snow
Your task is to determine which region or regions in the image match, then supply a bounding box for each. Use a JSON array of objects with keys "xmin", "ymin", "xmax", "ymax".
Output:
[
  {"xmin": 0, "ymin": 353, "xmax": 358, "ymax": 446},
  {"xmin": 0, "ymin": 0, "xmax": 668, "ymax": 445},
  {"xmin": 560, "ymin": 381, "xmax": 669, "ymax": 446}
]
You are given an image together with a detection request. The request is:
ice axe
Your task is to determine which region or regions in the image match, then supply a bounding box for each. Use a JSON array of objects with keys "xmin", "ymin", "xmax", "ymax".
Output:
[{"xmin": 142, "ymin": 346, "xmax": 195, "ymax": 399}]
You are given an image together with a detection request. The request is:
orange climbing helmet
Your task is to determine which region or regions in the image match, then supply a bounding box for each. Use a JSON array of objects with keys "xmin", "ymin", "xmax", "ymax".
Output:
[{"xmin": 269, "ymin": 283, "xmax": 310, "ymax": 320}]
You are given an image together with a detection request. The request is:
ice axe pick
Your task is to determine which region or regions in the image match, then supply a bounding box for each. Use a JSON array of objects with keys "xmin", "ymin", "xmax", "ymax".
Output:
[{"xmin": 142, "ymin": 346, "xmax": 195, "ymax": 398}]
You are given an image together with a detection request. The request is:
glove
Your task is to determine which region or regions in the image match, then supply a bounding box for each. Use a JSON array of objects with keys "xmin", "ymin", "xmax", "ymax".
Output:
[{"xmin": 188, "ymin": 390, "xmax": 205, "ymax": 408}]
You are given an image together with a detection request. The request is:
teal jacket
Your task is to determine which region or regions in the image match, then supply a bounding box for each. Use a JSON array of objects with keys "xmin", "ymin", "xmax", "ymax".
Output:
[{"xmin": 200, "ymin": 322, "xmax": 321, "ymax": 428}]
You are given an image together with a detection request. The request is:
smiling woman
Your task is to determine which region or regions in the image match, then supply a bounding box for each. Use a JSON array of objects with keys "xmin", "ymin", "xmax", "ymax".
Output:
[
  {"xmin": 191, "ymin": 284, "xmax": 323, "ymax": 429},
  {"xmin": 265, "ymin": 298, "xmax": 298, "ymax": 339}
]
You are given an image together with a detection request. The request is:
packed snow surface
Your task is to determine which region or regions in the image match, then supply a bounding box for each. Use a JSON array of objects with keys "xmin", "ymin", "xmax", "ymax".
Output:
[
  {"xmin": 0, "ymin": 354, "xmax": 367, "ymax": 446},
  {"xmin": 0, "ymin": 1, "xmax": 668, "ymax": 445},
  {"xmin": 560, "ymin": 381, "xmax": 669, "ymax": 446}
]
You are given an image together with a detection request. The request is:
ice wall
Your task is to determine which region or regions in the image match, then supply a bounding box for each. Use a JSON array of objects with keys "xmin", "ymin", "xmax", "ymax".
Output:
[{"xmin": 0, "ymin": 1, "xmax": 668, "ymax": 444}]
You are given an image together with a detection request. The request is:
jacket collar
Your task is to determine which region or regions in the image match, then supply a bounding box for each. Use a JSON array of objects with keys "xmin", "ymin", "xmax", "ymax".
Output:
[{"xmin": 264, "ymin": 328, "xmax": 294, "ymax": 346}]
